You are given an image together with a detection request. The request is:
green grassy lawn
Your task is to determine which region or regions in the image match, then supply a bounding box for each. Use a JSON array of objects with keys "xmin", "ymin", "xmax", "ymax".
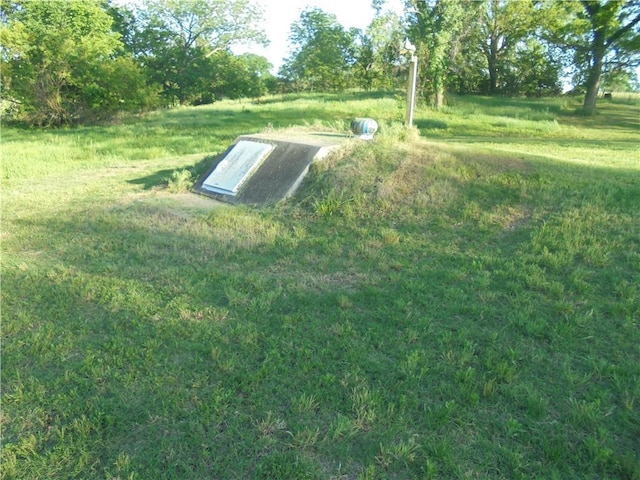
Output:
[{"xmin": 2, "ymin": 92, "xmax": 639, "ymax": 479}]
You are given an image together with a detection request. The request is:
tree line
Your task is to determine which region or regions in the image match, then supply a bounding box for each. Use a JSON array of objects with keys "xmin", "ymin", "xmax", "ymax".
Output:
[{"xmin": 1, "ymin": 0, "xmax": 638, "ymax": 126}]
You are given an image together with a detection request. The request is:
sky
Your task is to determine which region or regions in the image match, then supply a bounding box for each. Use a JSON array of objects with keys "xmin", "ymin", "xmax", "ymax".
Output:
[{"xmin": 233, "ymin": 0, "xmax": 404, "ymax": 73}]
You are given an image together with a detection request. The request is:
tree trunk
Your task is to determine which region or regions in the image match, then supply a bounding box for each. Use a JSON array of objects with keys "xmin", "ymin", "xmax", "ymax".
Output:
[
  {"xmin": 434, "ymin": 84, "xmax": 445, "ymax": 109},
  {"xmin": 582, "ymin": 65, "xmax": 601, "ymax": 115},
  {"xmin": 583, "ymin": 38, "xmax": 605, "ymax": 115},
  {"xmin": 582, "ymin": 8, "xmax": 607, "ymax": 115},
  {"xmin": 487, "ymin": 0, "xmax": 500, "ymax": 94},
  {"xmin": 488, "ymin": 35, "xmax": 499, "ymax": 94}
]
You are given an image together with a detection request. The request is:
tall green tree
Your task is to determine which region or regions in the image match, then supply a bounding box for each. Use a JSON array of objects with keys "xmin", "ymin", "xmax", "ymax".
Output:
[
  {"xmin": 140, "ymin": 0, "xmax": 266, "ymax": 54},
  {"xmin": 135, "ymin": 0, "xmax": 267, "ymax": 104},
  {"xmin": 477, "ymin": 0, "xmax": 541, "ymax": 94},
  {"xmin": 579, "ymin": 0, "xmax": 640, "ymax": 113},
  {"xmin": 104, "ymin": 1, "xmax": 145, "ymax": 56},
  {"xmin": 207, "ymin": 52, "xmax": 274, "ymax": 101},
  {"xmin": 406, "ymin": 0, "xmax": 468, "ymax": 108},
  {"xmin": 0, "ymin": 0, "xmax": 153, "ymax": 125},
  {"xmin": 463, "ymin": 0, "xmax": 562, "ymax": 96},
  {"xmin": 280, "ymin": 8, "xmax": 358, "ymax": 92},
  {"xmin": 548, "ymin": 0, "xmax": 640, "ymax": 113},
  {"xmin": 504, "ymin": 38, "xmax": 562, "ymax": 96},
  {"xmin": 355, "ymin": 11, "xmax": 405, "ymax": 91},
  {"xmin": 405, "ymin": 0, "xmax": 565, "ymax": 98}
]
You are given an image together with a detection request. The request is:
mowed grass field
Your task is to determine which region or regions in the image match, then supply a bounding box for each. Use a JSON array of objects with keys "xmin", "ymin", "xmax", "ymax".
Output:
[{"xmin": 2, "ymin": 92, "xmax": 639, "ymax": 479}]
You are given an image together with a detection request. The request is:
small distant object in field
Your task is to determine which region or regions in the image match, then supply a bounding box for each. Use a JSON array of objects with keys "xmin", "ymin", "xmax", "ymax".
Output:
[
  {"xmin": 351, "ymin": 118, "xmax": 379, "ymax": 140},
  {"xmin": 604, "ymin": 92, "xmax": 612, "ymax": 100}
]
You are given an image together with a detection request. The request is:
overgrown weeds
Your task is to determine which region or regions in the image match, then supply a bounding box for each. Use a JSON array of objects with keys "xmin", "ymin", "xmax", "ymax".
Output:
[{"xmin": 166, "ymin": 168, "xmax": 193, "ymax": 193}]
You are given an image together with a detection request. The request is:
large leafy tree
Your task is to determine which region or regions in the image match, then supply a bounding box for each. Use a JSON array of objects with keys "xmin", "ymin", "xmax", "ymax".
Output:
[
  {"xmin": 548, "ymin": 0, "xmax": 640, "ymax": 113},
  {"xmin": 104, "ymin": 1, "xmax": 145, "ymax": 56},
  {"xmin": 406, "ymin": 0, "xmax": 469, "ymax": 108},
  {"xmin": 0, "ymin": 0, "xmax": 153, "ymax": 125},
  {"xmin": 465, "ymin": 0, "xmax": 562, "ymax": 96},
  {"xmin": 579, "ymin": 0, "xmax": 640, "ymax": 113},
  {"xmin": 505, "ymin": 38, "xmax": 563, "ymax": 96},
  {"xmin": 139, "ymin": 0, "xmax": 266, "ymax": 54},
  {"xmin": 405, "ymin": 0, "xmax": 562, "ymax": 100},
  {"xmin": 477, "ymin": 0, "xmax": 542, "ymax": 94},
  {"xmin": 207, "ymin": 52, "xmax": 274, "ymax": 101},
  {"xmin": 354, "ymin": 11, "xmax": 405, "ymax": 91},
  {"xmin": 280, "ymin": 8, "xmax": 358, "ymax": 92},
  {"xmin": 135, "ymin": 0, "xmax": 267, "ymax": 104}
]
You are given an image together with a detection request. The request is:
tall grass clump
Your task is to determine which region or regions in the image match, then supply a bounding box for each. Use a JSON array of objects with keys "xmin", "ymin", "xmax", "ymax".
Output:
[{"xmin": 166, "ymin": 169, "xmax": 194, "ymax": 193}]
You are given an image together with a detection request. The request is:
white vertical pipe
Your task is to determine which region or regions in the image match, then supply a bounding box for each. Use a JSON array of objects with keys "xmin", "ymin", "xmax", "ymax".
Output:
[{"xmin": 405, "ymin": 54, "xmax": 418, "ymax": 127}]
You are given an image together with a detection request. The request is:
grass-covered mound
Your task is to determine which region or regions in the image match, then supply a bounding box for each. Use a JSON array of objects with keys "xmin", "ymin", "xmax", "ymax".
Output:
[{"xmin": 2, "ymin": 93, "xmax": 639, "ymax": 479}]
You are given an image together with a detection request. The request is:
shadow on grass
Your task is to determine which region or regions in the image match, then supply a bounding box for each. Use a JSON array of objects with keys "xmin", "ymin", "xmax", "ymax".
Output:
[
  {"xmin": 443, "ymin": 94, "xmax": 640, "ymax": 131},
  {"xmin": 431, "ymin": 135, "xmax": 640, "ymax": 150},
  {"xmin": 154, "ymin": 106, "xmax": 355, "ymax": 128},
  {"xmin": 447, "ymin": 94, "xmax": 566, "ymax": 116},
  {"xmin": 559, "ymin": 102, "xmax": 640, "ymax": 131},
  {"xmin": 126, "ymin": 168, "xmax": 176, "ymax": 190},
  {"xmin": 127, "ymin": 154, "xmax": 221, "ymax": 190},
  {"xmin": 416, "ymin": 119, "xmax": 449, "ymax": 130},
  {"xmin": 252, "ymin": 90, "xmax": 399, "ymax": 106}
]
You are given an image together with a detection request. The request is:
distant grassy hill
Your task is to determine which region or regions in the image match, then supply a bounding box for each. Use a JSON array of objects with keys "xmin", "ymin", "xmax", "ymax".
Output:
[{"xmin": 2, "ymin": 92, "xmax": 639, "ymax": 479}]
